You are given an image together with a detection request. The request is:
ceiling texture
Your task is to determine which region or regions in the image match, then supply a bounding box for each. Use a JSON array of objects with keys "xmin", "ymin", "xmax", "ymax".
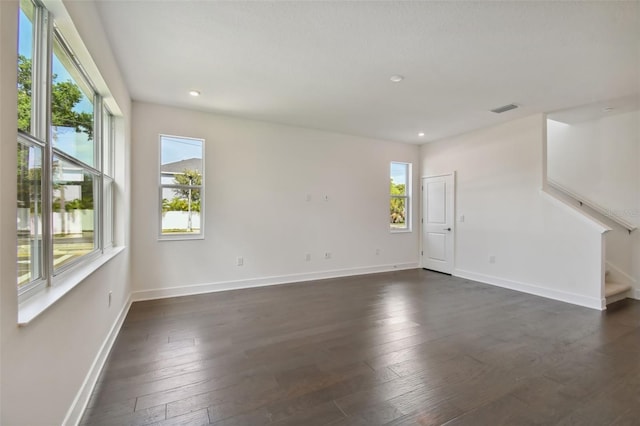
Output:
[{"xmin": 95, "ymin": 0, "xmax": 640, "ymax": 144}]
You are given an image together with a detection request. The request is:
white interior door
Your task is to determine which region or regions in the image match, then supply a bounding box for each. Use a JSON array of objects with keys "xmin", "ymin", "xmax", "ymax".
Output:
[{"xmin": 422, "ymin": 174, "xmax": 455, "ymax": 274}]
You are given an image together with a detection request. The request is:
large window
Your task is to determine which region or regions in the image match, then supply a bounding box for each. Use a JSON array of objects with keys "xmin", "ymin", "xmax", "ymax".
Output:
[
  {"xmin": 159, "ymin": 135, "xmax": 204, "ymax": 239},
  {"xmin": 16, "ymin": 0, "xmax": 115, "ymax": 302},
  {"xmin": 390, "ymin": 162, "xmax": 411, "ymax": 231}
]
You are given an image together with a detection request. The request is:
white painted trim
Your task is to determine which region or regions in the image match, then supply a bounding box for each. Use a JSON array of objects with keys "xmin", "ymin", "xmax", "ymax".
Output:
[
  {"xmin": 453, "ymin": 269, "xmax": 604, "ymax": 311},
  {"xmin": 132, "ymin": 263, "xmax": 419, "ymax": 302},
  {"xmin": 539, "ymin": 189, "xmax": 611, "ymax": 234},
  {"xmin": 633, "ymin": 288, "xmax": 640, "ymax": 300},
  {"xmin": 605, "ymin": 261, "xmax": 637, "ymax": 286},
  {"xmin": 420, "ymin": 173, "xmax": 455, "ymax": 179},
  {"xmin": 63, "ymin": 294, "xmax": 132, "ymax": 426},
  {"xmin": 390, "ymin": 229, "xmax": 412, "ymax": 234}
]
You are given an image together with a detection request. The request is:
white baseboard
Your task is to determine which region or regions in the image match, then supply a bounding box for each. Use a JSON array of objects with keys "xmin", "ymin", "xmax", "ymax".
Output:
[
  {"xmin": 63, "ymin": 295, "xmax": 132, "ymax": 426},
  {"xmin": 634, "ymin": 288, "xmax": 640, "ymax": 300},
  {"xmin": 132, "ymin": 263, "xmax": 419, "ymax": 302},
  {"xmin": 453, "ymin": 269, "xmax": 604, "ymax": 311}
]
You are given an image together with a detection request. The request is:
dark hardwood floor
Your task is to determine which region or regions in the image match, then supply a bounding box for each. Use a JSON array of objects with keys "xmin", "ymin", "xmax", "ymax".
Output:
[{"xmin": 81, "ymin": 269, "xmax": 640, "ymax": 425}]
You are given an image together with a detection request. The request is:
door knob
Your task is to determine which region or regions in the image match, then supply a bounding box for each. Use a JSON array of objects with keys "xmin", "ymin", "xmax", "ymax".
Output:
[{"xmin": 444, "ymin": 227, "xmax": 451, "ymax": 231}]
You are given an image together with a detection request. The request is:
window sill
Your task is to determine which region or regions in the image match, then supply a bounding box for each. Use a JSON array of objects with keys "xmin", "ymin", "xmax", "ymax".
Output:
[
  {"xmin": 390, "ymin": 229, "xmax": 412, "ymax": 234},
  {"xmin": 158, "ymin": 235, "xmax": 204, "ymax": 242},
  {"xmin": 18, "ymin": 246, "xmax": 125, "ymax": 326}
]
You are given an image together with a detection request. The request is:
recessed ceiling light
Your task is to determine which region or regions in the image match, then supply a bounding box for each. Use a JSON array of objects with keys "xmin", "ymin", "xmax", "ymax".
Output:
[
  {"xmin": 390, "ymin": 75, "xmax": 404, "ymax": 83},
  {"xmin": 418, "ymin": 132, "xmax": 425, "ymax": 137},
  {"xmin": 189, "ymin": 90, "xmax": 201, "ymax": 97}
]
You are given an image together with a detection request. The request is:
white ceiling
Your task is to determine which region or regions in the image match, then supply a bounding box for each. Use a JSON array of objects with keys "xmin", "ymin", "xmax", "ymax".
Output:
[{"xmin": 95, "ymin": 0, "xmax": 640, "ymax": 144}]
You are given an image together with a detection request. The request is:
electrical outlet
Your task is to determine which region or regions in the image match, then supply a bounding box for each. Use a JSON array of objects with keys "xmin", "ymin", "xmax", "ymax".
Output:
[
  {"xmin": 375, "ymin": 248, "xmax": 380, "ymax": 255},
  {"xmin": 306, "ymin": 194, "xmax": 312, "ymax": 202},
  {"xmin": 324, "ymin": 252, "xmax": 331, "ymax": 260},
  {"xmin": 323, "ymin": 195, "xmax": 329, "ymax": 201},
  {"xmin": 459, "ymin": 215, "xmax": 465, "ymax": 222},
  {"xmin": 305, "ymin": 253, "xmax": 311, "ymax": 261},
  {"xmin": 489, "ymin": 255, "xmax": 496, "ymax": 264},
  {"xmin": 237, "ymin": 256, "xmax": 244, "ymax": 266}
]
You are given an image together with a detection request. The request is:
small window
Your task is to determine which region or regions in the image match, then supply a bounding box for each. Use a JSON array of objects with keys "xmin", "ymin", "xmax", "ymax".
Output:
[
  {"xmin": 390, "ymin": 162, "xmax": 411, "ymax": 231},
  {"xmin": 159, "ymin": 135, "xmax": 204, "ymax": 239}
]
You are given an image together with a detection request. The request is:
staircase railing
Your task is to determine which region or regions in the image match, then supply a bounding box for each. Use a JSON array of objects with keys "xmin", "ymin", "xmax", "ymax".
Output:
[{"xmin": 547, "ymin": 178, "xmax": 637, "ymax": 233}]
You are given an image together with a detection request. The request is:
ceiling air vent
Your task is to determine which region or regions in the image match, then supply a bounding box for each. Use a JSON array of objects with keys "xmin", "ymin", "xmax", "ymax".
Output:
[{"xmin": 490, "ymin": 103, "xmax": 518, "ymax": 114}]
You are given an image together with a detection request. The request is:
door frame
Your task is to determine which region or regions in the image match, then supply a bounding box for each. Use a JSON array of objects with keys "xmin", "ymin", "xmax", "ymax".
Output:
[{"xmin": 420, "ymin": 172, "xmax": 456, "ymax": 273}]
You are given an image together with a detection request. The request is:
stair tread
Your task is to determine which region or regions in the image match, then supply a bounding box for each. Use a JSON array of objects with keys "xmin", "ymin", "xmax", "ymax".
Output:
[{"xmin": 605, "ymin": 281, "xmax": 632, "ymax": 297}]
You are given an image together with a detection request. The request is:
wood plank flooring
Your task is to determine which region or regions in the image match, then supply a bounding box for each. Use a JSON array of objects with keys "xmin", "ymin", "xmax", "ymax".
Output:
[{"xmin": 80, "ymin": 269, "xmax": 640, "ymax": 425}]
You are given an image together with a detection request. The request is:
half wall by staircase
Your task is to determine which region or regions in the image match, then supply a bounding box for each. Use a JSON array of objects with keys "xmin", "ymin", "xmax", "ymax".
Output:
[{"xmin": 421, "ymin": 114, "xmax": 607, "ymax": 310}]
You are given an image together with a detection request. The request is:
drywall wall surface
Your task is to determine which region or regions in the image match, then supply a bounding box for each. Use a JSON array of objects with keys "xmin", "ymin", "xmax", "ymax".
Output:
[
  {"xmin": 0, "ymin": 1, "xmax": 132, "ymax": 424},
  {"xmin": 131, "ymin": 102, "xmax": 421, "ymax": 296},
  {"xmin": 636, "ymin": 133, "xmax": 640, "ymax": 296},
  {"xmin": 547, "ymin": 111, "xmax": 639, "ymax": 217},
  {"xmin": 421, "ymin": 114, "xmax": 604, "ymax": 306},
  {"xmin": 0, "ymin": 2, "xmax": 15, "ymax": 420}
]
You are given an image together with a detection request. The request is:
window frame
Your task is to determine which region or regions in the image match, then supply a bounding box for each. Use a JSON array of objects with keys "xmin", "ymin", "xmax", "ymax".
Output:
[
  {"xmin": 102, "ymin": 107, "xmax": 115, "ymax": 249},
  {"xmin": 390, "ymin": 161, "xmax": 412, "ymax": 233},
  {"xmin": 158, "ymin": 134, "xmax": 205, "ymax": 241},
  {"xmin": 16, "ymin": 0, "xmax": 117, "ymax": 308},
  {"xmin": 17, "ymin": 133, "xmax": 47, "ymax": 300}
]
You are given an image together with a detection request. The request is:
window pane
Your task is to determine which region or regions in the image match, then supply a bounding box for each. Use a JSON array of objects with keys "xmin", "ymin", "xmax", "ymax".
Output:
[
  {"xmin": 52, "ymin": 156, "xmax": 97, "ymax": 271},
  {"xmin": 162, "ymin": 189, "xmax": 201, "ymax": 235},
  {"xmin": 161, "ymin": 136, "xmax": 203, "ymax": 175},
  {"xmin": 17, "ymin": 0, "xmax": 35, "ymax": 134},
  {"xmin": 51, "ymin": 36, "xmax": 95, "ymax": 166},
  {"xmin": 390, "ymin": 162, "xmax": 410, "ymax": 231},
  {"xmin": 390, "ymin": 162, "xmax": 407, "ymax": 196},
  {"xmin": 390, "ymin": 197, "xmax": 407, "ymax": 229},
  {"xmin": 17, "ymin": 140, "xmax": 43, "ymax": 287}
]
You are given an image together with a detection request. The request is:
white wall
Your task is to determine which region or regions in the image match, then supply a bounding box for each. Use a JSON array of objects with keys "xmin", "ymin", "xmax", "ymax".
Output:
[
  {"xmin": 421, "ymin": 114, "xmax": 607, "ymax": 309},
  {"xmin": 131, "ymin": 102, "xmax": 420, "ymax": 299},
  {"xmin": 547, "ymin": 111, "xmax": 639, "ymax": 292},
  {"xmin": 547, "ymin": 111, "xmax": 639, "ymax": 215},
  {"xmin": 0, "ymin": 1, "xmax": 132, "ymax": 425},
  {"xmin": 636, "ymin": 131, "xmax": 640, "ymax": 298},
  {"xmin": 0, "ymin": 3, "xmax": 13, "ymax": 422}
]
